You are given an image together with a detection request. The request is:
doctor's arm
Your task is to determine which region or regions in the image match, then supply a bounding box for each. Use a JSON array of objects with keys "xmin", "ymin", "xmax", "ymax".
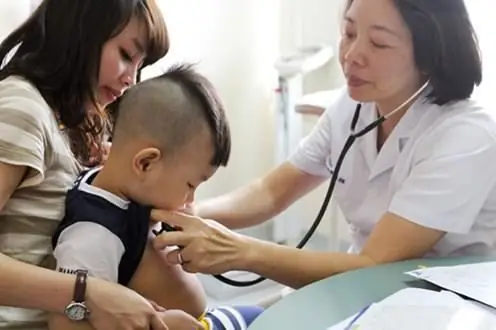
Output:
[
  {"xmin": 153, "ymin": 210, "xmax": 444, "ymax": 289},
  {"xmin": 195, "ymin": 162, "xmax": 325, "ymax": 229},
  {"xmin": 237, "ymin": 213, "xmax": 444, "ymax": 288}
]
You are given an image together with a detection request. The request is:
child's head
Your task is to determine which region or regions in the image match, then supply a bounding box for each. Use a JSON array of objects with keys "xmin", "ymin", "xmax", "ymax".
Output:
[{"xmin": 108, "ymin": 64, "xmax": 231, "ymax": 210}]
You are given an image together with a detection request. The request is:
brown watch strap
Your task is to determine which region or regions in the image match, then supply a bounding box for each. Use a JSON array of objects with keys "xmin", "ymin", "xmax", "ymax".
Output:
[{"xmin": 74, "ymin": 270, "xmax": 88, "ymax": 303}]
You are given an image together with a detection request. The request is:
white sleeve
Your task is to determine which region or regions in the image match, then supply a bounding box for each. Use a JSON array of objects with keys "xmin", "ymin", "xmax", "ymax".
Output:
[
  {"xmin": 288, "ymin": 109, "xmax": 332, "ymax": 177},
  {"xmin": 389, "ymin": 123, "xmax": 496, "ymax": 234},
  {"xmin": 0, "ymin": 79, "xmax": 50, "ymax": 187},
  {"xmin": 288, "ymin": 91, "xmax": 349, "ymax": 177},
  {"xmin": 53, "ymin": 222, "xmax": 125, "ymax": 282}
]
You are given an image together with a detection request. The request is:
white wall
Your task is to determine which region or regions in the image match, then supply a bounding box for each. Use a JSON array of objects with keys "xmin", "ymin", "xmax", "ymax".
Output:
[
  {"xmin": 277, "ymin": 0, "xmax": 348, "ymax": 244},
  {"xmin": 146, "ymin": 0, "xmax": 280, "ymax": 193},
  {"xmin": 0, "ymin": 1, "xmax": 31, "ymax": 42},
  {"xmin": 144, "ymin": 0, "xmax": 348, "ymax": 241},
  {"xmin": 467, "ymin": 0, "xmax": 493, "ymax": 109},
  {"xmin": 142, "ymin": 0, "xmax": 282, "ymax": 238},
  {"xmin": 279, "ymin": 0, "xmax": 345, "ymax": 93}
]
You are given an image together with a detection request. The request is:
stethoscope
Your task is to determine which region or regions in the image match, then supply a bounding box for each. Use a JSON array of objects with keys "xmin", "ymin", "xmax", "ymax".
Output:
[{"xmin": 155, "ymin": 81, "xmax": 430, "ymax": 287}]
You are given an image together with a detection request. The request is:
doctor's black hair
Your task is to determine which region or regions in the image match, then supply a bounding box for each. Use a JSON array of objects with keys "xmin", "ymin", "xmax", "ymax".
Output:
[
  {"xmin": 111, "ymin": 63, "xmax": 231, "ymax": 167},
  {"xmin": 0, "ymin": 0, "xmax": 169, "ymax": 164},
  {"xmin": 345, "ymin": 0, "xmax": 482, "ymax": 106}
]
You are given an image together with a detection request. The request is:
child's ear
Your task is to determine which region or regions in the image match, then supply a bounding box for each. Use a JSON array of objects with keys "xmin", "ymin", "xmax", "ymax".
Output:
[{"xmin": 132, "ymin": 148, "xmax": 162, "ymax": 177}]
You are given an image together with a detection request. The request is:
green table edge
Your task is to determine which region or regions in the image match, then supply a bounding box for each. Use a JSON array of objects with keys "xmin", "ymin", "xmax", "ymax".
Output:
[{"xmin": 248, "ymin": 255, "xmax": 495, "ymax": 329}]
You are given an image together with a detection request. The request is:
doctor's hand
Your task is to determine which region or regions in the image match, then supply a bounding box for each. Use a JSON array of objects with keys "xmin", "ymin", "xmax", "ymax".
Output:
[{"xmin": 151, "ymin": 210, "xmax": 251, "ymax": 274}]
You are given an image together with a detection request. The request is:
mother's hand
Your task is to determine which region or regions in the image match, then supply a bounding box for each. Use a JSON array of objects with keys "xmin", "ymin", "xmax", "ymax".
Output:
[{"xmin": 151, "ymin": 210, "xmax": 250, "ymax": 274}]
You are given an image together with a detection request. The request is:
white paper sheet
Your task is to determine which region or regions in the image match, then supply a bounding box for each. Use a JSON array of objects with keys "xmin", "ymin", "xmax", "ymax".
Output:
[
  {"xmin": 405, "ymin": 261, "xmax": 496, "ymax": 309},
  {"xmin": 326, "ymin": 313, "xmax": 358, "ymax": 330},
  {"xmin": 325, "ymin": 288, "xmax": 496, "ymax": 330}
]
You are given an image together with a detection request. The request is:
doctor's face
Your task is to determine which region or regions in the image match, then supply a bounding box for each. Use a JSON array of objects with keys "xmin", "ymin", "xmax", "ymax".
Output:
[{"xmin": 339, "ymin": 0, "xmax": 423, "ymax": 107}]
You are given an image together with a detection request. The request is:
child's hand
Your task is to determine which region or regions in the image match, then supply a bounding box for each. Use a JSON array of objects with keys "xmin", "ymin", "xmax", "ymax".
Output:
[
  {"xmin": 148, "ymin": 299, "xmax": 166, "ymax": 312},
  {"xmin": 160, "ymin": 309, "xmax": 205, "ymax": 330}
]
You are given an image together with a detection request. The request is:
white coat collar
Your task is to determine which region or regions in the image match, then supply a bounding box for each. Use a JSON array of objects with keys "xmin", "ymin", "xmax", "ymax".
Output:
[{"xmin": 354, "ymin": 91, "xmax": 433, "ymax": 181}]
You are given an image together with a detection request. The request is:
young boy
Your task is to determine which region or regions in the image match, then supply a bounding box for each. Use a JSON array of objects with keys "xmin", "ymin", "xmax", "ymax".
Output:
[{"xmin": 49, "ymin": 64, "xmax": 263, "ymax": 330}]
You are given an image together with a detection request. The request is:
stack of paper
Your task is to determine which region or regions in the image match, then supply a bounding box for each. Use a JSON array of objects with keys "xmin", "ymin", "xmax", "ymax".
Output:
[
  {"xmin": 405, "ymin": 261, "xmax": 496, "ymax": 309},
  {"xmin": 326, "ymin": 287, "xmax": 496, "ymax": 330}
]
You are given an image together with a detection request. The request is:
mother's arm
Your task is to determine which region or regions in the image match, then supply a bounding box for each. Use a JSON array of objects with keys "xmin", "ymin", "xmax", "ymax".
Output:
[{"xmin": 0, "ymin": 162, "xmax": 78, "ymax": 312}]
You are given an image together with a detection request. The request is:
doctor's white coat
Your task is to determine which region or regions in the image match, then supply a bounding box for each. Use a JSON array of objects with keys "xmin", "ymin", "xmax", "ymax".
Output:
[{"xmin": 290, "ymin": 88, "xmax": 496, "ymax": 257}]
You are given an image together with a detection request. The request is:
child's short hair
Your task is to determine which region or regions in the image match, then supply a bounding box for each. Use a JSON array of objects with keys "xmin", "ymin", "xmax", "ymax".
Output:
[{"xmin": 111, "ymin": 63, "xmax": 231, "ymax": 167}]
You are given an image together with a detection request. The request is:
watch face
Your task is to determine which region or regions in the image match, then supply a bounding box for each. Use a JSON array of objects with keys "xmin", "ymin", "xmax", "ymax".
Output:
[{"xmin": 65, "ymin": 303, "xmax": 88, "ymax": 321}]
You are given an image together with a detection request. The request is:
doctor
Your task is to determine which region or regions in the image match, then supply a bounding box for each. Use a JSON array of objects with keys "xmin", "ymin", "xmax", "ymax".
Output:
[{"xmin": 153, "ymin": 0, "xmax": 496, "ymax": 289}]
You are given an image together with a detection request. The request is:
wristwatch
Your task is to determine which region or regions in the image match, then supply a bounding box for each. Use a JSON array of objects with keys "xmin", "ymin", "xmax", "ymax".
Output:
[{"xmin": 64, "ymin": 269, "xmax": 90, "ymax": 321}]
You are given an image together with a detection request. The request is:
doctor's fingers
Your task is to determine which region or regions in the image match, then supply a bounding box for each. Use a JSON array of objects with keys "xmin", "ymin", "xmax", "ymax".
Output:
[
  {"xmin": 167, "ymin": 226, "xmax": 246, "ymax": 274},
  {"xmin": 153, "ymin": 231, "xmax": 194, "ymax": 251},
  {"xmin": 165, "ymin": 247, "xmax": 199, "ymax": 272},
  {"xmin": 150, "ymin": 209, "xmax": 204, "ymax": 229},
  {"xmin": 166, "ymin": 245, "xmax": 225, "ymax": 274}
]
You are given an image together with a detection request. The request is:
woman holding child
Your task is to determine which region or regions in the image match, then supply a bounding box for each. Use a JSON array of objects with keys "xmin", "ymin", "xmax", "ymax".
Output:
[
  {"xmin": 0, "ymin": 0, "xmax": 173, "ymax": 329},
  {"xmin": 0, "ymin": 1, "xmax": 263, "ymax": 329}
]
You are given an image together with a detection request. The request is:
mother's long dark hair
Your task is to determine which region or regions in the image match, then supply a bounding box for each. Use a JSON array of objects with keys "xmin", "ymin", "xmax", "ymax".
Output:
[{"xmin": 0, "ymin": 0, "xmax": 169, "ymax": 164}]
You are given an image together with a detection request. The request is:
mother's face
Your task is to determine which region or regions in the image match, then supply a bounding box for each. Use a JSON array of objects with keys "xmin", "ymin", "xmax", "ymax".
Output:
[{"xmin": 339, "ymin": 0, "xmax": 423, "ymax": 105}]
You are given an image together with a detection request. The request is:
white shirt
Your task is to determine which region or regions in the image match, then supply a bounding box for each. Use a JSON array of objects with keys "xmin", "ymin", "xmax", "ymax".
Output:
[{"xmin": 289, "ymin": 88, "xmax": 496, "ymax": 257}]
